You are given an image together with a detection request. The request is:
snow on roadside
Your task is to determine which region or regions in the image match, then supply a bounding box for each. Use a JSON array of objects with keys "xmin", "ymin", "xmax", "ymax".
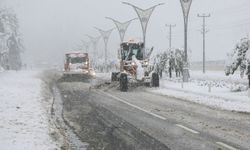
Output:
[
  {"xmin": 0, "ymin": 70, "xmax": 58, "ymax": 150},
  {"xmin": 0, "ymin": 66, "xmax": 4, "ymax": 72},
  {"xmin": 96, "ymin": 72, "xmax": 111, "ymax": 81},
  {"xmin": 149, "ymin": 71, "xmax": 250, "ymax": 113},
  {"xmin": 190, "ymin": 70, "xmax": 247, "ymax": 84}
]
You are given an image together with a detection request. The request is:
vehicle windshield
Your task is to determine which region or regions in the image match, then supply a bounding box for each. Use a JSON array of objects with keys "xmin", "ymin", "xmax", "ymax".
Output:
[
  {"xmin": 121, "ymin": 43, "xmax": 143, "ymax": 60},
  {"xmin": 70, "ymin": 57, "xmax": 87, "ymax": 64}
]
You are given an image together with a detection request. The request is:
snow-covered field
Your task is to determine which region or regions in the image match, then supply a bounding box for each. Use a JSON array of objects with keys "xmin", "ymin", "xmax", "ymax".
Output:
[
  {"xmin": 0, "ymin": 70, "xmax": 58, "ymax": 150},
  {"xmin": 149, "ymin": 70, "xmax": 250, "ymax": 113}
]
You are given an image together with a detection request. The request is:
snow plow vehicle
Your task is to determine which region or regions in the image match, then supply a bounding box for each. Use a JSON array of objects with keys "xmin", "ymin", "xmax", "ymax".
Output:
[
  {"xmin": 111, "ymin": 39, "xmax": 159, "ymax": 92},
  {"xmin": 63, "ymin": 52, "xmax": 95, "ymax": 81}
]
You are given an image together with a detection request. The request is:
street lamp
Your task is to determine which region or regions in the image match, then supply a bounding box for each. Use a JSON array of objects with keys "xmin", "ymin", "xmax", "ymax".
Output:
[
  {"xmin": 180, "ymin": 0, "xmax": 192, "ymax": 82},
  {"xmin": 106, "ymin": 17, "xmax": 137, "ymax": 42},
  {"xmin": 85, "ymin": 35, "xmax": 101, "ymax": 60},
  {"xmin": 122, "ymin": 2, "xmax": 164, "ymax": 59},
  {"xmin": 81, "ymin": 40, "xmax": 91, "ymax": 53},
  {"xmin": 94, "ymin": 27, "xmax": 114, "ymax": 65}
]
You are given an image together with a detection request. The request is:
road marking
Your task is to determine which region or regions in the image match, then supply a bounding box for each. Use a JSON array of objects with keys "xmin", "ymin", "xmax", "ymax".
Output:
[
  {"xmin": 98, "ymin": 90, "xmax": 167, "ymax": 120},
  {"xmin": 216, "ymin": 142, "xmax": 238, "ymax": 150},
  {"xmin": 176, "ymin": 124, "xmax": 200, "ymax": 134}
]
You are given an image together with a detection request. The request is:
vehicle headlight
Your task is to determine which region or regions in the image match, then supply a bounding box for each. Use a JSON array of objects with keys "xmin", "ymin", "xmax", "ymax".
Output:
[
  {"xmin": 144, "ymin": 61, "xmax": 149, "ymax": 65},
  {"xmin": 131, "ymin": 62, "xmax": 136, "ymax": 66}
]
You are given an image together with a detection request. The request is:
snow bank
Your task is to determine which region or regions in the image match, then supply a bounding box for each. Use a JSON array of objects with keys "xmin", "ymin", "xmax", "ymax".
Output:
[
  {"xmin": 150, "ymin": 71, "xmax": 250, "ymax": 113},
  {"xmin": 96, "ymin": 72, "xmax": 111, "ymax": 81},
  {"xmin": 0, "ymin": 71, "xmax": 57, "ymax": 150},
  {"xmin": 150, "ymin": 87, "xmax": 250, "ymax": 113},
  {"xmin": 0, "ymin": 66, "xmax": 4, "ymax": 72},
  {"xmin": 190, "ymin": 70, "xmax": 247, "ymax": 84}
]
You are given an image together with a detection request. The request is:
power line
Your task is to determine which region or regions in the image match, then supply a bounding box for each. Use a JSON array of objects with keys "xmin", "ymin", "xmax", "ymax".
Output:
[{"xmin": 198, "ymin": 13, "xmax": 210, "ymax": 74}]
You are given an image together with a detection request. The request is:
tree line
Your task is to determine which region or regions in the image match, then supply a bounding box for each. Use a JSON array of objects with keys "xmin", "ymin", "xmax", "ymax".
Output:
[{"xmin": 0, "ymin": 8, "xmax": 23, "ymax": 70}]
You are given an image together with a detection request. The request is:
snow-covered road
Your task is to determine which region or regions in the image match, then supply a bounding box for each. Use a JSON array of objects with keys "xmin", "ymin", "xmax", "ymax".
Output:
[{"xmin": 0, "ymin": 71, "xmax": 58, "ymax": 150}]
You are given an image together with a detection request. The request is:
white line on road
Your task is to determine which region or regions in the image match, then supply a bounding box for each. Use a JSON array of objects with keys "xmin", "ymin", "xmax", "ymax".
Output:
[
  {"xmin": 216, "ymin": 142, "xmax": 238, "ymax": 150},
  {"xmin": 176, "ymin": 124, "xmax": 200, "ymax": 134},
  {"xmin": 97, "ymin": 91, "xmax": 240, "ymax": 150},
  {"xmin": 98, "ymin": 90, "xmax": 167, "ymax": 120}
]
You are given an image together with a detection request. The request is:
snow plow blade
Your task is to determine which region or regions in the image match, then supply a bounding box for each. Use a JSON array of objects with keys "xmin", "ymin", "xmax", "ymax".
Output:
[{"xmin": 60, "ymin": 72, "xmax": 94, "ymax": 82}]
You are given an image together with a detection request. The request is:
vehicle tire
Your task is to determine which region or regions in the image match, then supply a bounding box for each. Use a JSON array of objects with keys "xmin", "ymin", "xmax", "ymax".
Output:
[
  {"xmin": 145, "ymin": 82, "xmax": 150, "ymax": 87},
  {"xmin": 120, "ymin": 73, "xmax": 128, "ymax": 92},
  {"xmin": 111, "ymin": 72, "xmax": 119, "ymax": 81},
  {"xmin": 111, "ymin": 72, "xmax": 115, "ymax": 82},
  {"xmin": 151, "ymin": 73, "xmax": 160, "ymax": 87}
]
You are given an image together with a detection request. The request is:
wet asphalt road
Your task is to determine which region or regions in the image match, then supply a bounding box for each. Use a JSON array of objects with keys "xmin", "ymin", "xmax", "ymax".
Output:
[{"xmin": 57, "ymin": 75, "xmax": 250, "ymax": 150}]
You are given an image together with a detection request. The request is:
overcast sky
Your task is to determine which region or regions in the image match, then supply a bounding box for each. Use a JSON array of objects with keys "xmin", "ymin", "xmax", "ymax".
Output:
[{"xmin": 2, "ymin": 0, "xmax": 250, "ymax": 65}]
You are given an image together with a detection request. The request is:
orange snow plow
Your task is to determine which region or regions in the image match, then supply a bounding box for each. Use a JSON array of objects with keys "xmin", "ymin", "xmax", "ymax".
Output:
[{"xmin": 62, "ymin": 52, "xmax": 95, "ymax": 81}]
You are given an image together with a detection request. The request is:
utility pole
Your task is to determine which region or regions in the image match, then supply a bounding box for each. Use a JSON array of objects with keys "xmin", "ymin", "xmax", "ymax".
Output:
[
  {"xmin": 198, "ymin": 13, "xmax": 210, "ymax": 74},
  {"xmin": 166, "ymin": 24, "xmax": 176, "ymax": 49}
]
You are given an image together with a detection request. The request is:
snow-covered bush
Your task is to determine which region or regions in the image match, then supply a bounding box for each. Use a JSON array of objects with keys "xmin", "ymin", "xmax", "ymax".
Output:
[
  {"xmin": 225, "ymin": 37, "xmax": 250, "ymax": 91},
  {"xmin": 153, "ymin": 52, "xmax": 168, "ymax": 77},
  {"xmin": 153, "ymin": 48, "xmax": 185, "ymax": 78},
  {"xmin": 225, "ymin": 38, "xmax": 250, "ymax": 78},
  {"xmin": 230, "ymin": 84, "xmax": 248, "ymax": 92},
  {"xmin": 0, "ymin": 8, "xmax": 23, "ymax": 70},
  {"xmin": 195, "ymin": 80, "xmax": 228, "ymax": 88},
  {"xmin": 174, "ymin": 49, "xmax": 185, "ymax": 77}
]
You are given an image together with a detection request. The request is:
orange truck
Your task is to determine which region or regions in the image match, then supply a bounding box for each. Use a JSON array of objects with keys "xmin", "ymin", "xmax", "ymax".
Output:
[{"xmin": 63, "ymin": 52, "xmax": 95, "ymax": 79}]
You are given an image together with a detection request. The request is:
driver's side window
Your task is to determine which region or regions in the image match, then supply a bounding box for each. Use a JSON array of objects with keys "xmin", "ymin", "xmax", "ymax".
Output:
[{"xmin": 122, "ymin": 50, "xmax": 127, "ymax": 60}]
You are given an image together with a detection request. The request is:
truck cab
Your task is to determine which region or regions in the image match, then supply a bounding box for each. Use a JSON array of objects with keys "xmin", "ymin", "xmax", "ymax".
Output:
[
  {"xmin": 64, "ymin": 52, "xmax": 89, "ymax": 72},
  {"xmin": 63, "ymin": 52, "xmax": 95, "ymax": 79}
]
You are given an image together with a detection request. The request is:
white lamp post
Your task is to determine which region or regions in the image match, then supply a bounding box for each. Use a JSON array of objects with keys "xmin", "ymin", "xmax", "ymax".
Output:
[
  {"xmin": 180, "ymin": 0, "xmax": 192, "ymax": 82},
  {"xmin": 106, "ymin": 17, "xmax": 137, "ymax": 43},
  {"xmin": 81, "ymin": 40, "xmax": 91, "ymax": 53},
  {"xmin": 122, "ymin": 2, "xmax": 164, "ymax": 59},
  {"xmin": 85, "ymin": 35, "xmax": 101, "ymax": 60},
  {"xmin": 94, "ymin": 28, "xmax": 114, "ymax": 65}
]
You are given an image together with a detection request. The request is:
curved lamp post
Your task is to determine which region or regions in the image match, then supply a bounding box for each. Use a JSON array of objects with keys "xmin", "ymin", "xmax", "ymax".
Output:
[
  {"xmin": 122, "ymin": 2, "xmax": 164, "ymax": 59},
  {"xmin": 85, "ymin": 35, "xmax": 101, "ymax": 60},
  {"xmin": 81, "ymin": 40, "xmax": 91, "ymax": 53},
  {"xmin": 106, "ymin": 17, "xmax": 137, "ymax": 42},
  {"xmin": 180, "ymin": 0, "xmax": 192, "ymax": 82},
  {"xmin": 94, "ymin": 27, "xmax": 114, "ymax": 65}
]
